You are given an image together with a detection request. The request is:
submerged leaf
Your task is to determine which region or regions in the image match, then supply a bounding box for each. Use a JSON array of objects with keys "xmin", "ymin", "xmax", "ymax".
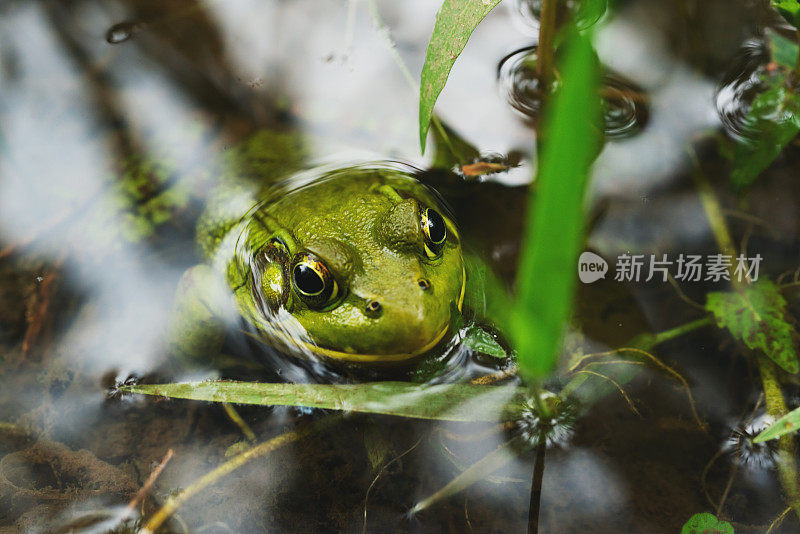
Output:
[
  {"xmin": 731, "ymin": 72, "xmax": 800, "ymax": 189},
  {"xmin": 754, "ymin": 404, "xmax": 800, "ymax": 442},
  {"xmin": 681, "ymin": 512, "xmax": 734, "ymax": 534},
  {"xmin": 510, "ymin": 30, "xmax": 602, "ymax": 379},
  {"xmin": 121, "ymin": 381, "xmax": 525, "ymax": 422},
  {"xmin": 705, "ymin": 279, "xmax": 799, "ymax": 373},
  {"xmin": 419, "ymin": 0, "xmax": 503, "ymax": 153},
  {"xmin": 461, "ymin": 325, "xmax": 508, "ymax": 359},
  {"xmin": 767, "ymin": 29, "xmax": 799, "ymax": 70}
]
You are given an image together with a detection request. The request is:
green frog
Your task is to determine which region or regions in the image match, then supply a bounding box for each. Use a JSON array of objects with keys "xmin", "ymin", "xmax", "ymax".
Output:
[{"xmin": 166, "ymin": 131, "xmax": 468, "ymax": 366}]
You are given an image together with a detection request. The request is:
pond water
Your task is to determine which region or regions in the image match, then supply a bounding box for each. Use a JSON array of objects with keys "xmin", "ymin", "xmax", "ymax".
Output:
[{"xmin": 1, "ymin": 0, "xmax": 800, "ymax": 532}]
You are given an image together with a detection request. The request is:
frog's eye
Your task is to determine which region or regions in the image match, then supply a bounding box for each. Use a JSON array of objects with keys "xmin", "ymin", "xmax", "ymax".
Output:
[
  {"xmin": 420, "ymin": 207, "xmax": 447, "ymax": 258},
  {"xmin": 292, "ymin": 252, "xmax": 338, "ymax": 308}
]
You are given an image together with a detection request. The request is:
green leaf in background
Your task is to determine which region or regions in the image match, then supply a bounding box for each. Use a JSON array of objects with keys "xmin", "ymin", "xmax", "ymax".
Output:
[
  {"xmin": 767, "ymin": 29, "xmax": 799, "ymax": 70},
  {"xmin": 705, "ymin": 279, "xmax": 799, "ymax": 373},
  {"xmin": 121, "ymin": 381, "xmax": 525, "ymax": 422},
  {"xmin": 681, "ymin": 512, "xmax": 734, "ymax": 534},
  {"xmin": 754, "ymin": 404, "xmax": 800, "ymax": 442},
  {"xmin": 509, "ymin": 29, "xmax": 602, "ymax": 380},
  {"xmin": 773, "ymin": 0, "xmax": 800, "ymax": 30},
  {"xmin": 419, "ymin": 0, "xmax": 503, "ymax": 153},
  {"xmin": 731, "ymin": 72, "xmax": 800, "ymax": 189}
]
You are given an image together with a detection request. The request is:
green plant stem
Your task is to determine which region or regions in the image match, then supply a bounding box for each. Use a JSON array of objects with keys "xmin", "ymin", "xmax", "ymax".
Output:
[
  {"xmin": 652, "ymin": 316, "xmax": 713, "ymax": 345},
  {"xmin": 558, "ymin": 316, "xmax": 711, "ymax": 401},
  {"xmin": 758, "ymin": 358, "xmax": 800, "ymax": 522},
  {"xmin": 536, "ymin": 0, "xmax": 557, "ymax": 85},
  {"xmin": 528, "ymin": 381, "xmax": 552, "ymax": 419},
  {"xmin": 689, "ymin": 150, "xmax": 738, "ymax": 262},
  {"xmin": 527, "ymin": 430, "xmax": 547, "ymax": 534},
  {"xmin": 793, "ymin": 30, "xmax": 800, "ymax": 85},
  {"xmin": 691, "ymin": 145, "xmax": 800, "ymax": 521}
]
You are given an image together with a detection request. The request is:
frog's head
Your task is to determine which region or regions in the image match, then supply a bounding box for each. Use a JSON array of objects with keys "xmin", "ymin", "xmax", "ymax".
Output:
[{"xmin": 233, "ymin": 168, "xmax": 465, "ymax": 363}]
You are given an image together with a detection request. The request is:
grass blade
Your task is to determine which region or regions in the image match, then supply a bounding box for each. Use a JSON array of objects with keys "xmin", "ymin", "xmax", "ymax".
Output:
[
  {"xmin": 121, "ymin": 381, "xmax": 524, "ymax": 422},
  {"xmin": 510, "ymin": 30, "xmax": 602, "ymax": 380}
]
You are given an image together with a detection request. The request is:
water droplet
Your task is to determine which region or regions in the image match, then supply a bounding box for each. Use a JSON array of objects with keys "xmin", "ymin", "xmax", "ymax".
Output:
[
  {"xmin": 497, "ymin": 46, "xmax": 547, "ymax": 122},
  {"xmin": 105, "ymin": 21, "xmax": 142, "ymax": 44},
  {"xmin": 715, "ymin": 39, "xmax": 773, "ymax": 142},
  {"xmin": 498, "ymin": 47, "xmax": 650, "ymax": 138},
  {"xmin": 511, "ymin": 0, "xmax": 607, "ymax": 32},
  {"xmin": 600, "ymin": 72, "xmax": 650, "ymax": 140}
]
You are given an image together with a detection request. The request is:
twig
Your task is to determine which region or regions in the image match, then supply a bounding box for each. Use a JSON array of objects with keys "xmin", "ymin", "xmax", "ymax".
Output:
[
  {"xmin": 123, "ymin": 449, "xmax": 174, "ymax": 520},
  {"xmin": 575, "ymin": 370, "xmax": 640, "ymax": 416},
  {"xmin": 766, "ymin": 506, "xmax": 792, "ymax": 534},
  {"xmin": 141, "ymin": 416, "xmax": 338, "ymax": 533},
  {"xmin": 363, "ymin": 437, "xmax": 422, "ymax": 534},
  {"xmin": 666, "ymin": 273, "xmax": 705, "ymax": 310}
]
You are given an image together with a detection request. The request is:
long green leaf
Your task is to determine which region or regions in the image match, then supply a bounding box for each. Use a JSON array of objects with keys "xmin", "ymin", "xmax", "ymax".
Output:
[
  {"xmin": 121, "ymin": 381, "xmax": 525, "ymax": 422},
  {"xmin": 754, "ymin": 404, "xmax": 800, "ymax": 442},
  {"xmin": 419, "ymin": 0, "xmax": 503, "ymax": 153},
  {"xmin": 509, "ymin": 30, "xmax": 602, "ymax": 379}
]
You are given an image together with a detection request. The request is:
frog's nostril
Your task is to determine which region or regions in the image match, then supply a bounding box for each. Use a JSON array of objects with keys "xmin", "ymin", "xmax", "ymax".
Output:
[
  {"xmin": 365, "ymin": 300, "xmax": 382, "ymax": 317},
  {"xmin": 417, "ymin": 278, "xmax": 431, "ymax": 291}
]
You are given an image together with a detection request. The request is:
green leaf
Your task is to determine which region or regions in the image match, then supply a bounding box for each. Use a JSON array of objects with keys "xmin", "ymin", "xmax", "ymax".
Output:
[
  {"xmin": 461, "ymin": 325, "xmax": 508, "ymax": 359},
  {"xmin": 705, "ymin": 279, "xmax": 799, "ymax": 373},
  {"xmin": 731, "ymin": 73, "xmax": 800, "ymax": 189},
  {"xmin": 419, "ymin": 0, "xmax": 503, "ymax": 153},
  {"xmin": 767, "ymin": 29, "xmax": 799, "ymax": 70},
  {"xmin": 754, "ymin": 404, "xmax": 800, "ymax": 442},
  {"xmin": 510, "ymin": 29, "xmax": 602, "ymax": 379},
  {"xmin": 773, "ymin": 0, "xmax": 800, "ymax": 30},
  {"xmin": 681, "ymin": 512, "xmax": 734, "ymax": 534},
  {"xmin": 121, "ymin": 381, "xmax": 525, "ymax": 422}
]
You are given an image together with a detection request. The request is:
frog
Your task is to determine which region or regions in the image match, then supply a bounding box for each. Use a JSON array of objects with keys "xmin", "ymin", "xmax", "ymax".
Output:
[{"xmin": 167, "ymin": 131, "xmax": 468, "ymax": 367}]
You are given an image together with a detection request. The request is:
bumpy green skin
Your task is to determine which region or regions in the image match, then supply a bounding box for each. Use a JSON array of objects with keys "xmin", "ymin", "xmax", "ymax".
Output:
[{"xmin": 170, "ymin": 134, "xmax": 465, "ymax": 365}]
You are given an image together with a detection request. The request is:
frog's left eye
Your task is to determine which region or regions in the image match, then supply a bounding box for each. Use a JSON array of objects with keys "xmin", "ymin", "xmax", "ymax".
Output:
[
  {"xmin": 421, "ymin": 207, "xmax": 447, "ymax": 258},
  {"xmin": 292, "ymin": 252, "xmax": 338, "ymax": 308}
]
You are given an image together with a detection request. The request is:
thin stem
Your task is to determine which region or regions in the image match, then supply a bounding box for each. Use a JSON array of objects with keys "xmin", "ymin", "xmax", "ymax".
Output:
[
  {"xmin": 536, "ymin": 0, "xmax": 558, "ymax": 85},
  {"xmin": 652, "ymin": 316, "xmax": 713, "ymax": 345},
  {"xmin": 141, "ymin": 416, "xmax": 338, "ymax": 533},
  {"xmin": 688, "ymin": 148, "xmax": 738, "ymax": 263},
  {"xmin": 527, "ymin": 430, "xmax": 547, "ymax": 534},
  {"xmin": 758, "ymin": 359, "xmax": 800, "ymax": 522}
]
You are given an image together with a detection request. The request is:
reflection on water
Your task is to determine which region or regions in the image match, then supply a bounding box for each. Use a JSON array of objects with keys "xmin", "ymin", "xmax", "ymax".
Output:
[
  {"xmin": 497, "ymin": 45, "xmax": 650, "ymax": 138},
  {"xmin": 715, "ymin": 38, "xmax": 772, "ymax": 142},
  {"xmin": 0, "ymin": 0, "xmax": 799, "ymax": 532}
]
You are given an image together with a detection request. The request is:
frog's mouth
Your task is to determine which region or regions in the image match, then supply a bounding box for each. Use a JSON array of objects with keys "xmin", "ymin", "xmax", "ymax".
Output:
[{"xmin": 263, "ymin": 265, "xmax": 466, "ymax": 363}]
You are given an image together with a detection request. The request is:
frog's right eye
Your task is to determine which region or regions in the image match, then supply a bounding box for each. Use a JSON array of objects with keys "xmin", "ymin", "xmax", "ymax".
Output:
[{"xmin": 292, "ymin": 252, "xmax": 338, "ymax": 308}]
